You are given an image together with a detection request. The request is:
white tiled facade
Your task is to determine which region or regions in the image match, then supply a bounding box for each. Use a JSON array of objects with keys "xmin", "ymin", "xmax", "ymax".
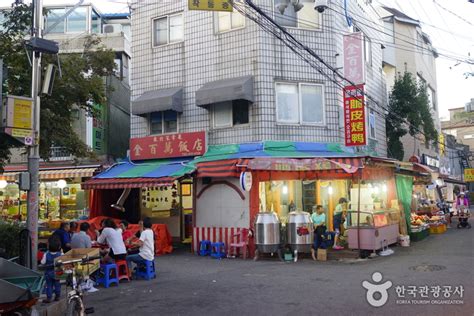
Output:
[{"xmin": 131, "ymin": 0, "xmax": 387, "ymax": 156}]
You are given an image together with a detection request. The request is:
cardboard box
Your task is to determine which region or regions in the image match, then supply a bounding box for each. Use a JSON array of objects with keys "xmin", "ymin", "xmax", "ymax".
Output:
[
  {"xmin": 317, "ymin": 249, "xmax": 327, "ymax": 261},
  {"xmin": 54, "ymin": 248, "xmax": 100, "ymax": 279}
]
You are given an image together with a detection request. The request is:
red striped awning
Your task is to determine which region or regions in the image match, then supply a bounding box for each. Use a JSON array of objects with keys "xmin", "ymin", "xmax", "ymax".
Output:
[
  {"xmin": 196, "ymin": 157, "xmax": 363, "ymax": 178},
  {"xmin": 81, "ymin": 177, "xmax": 175, "ymax": 190}
]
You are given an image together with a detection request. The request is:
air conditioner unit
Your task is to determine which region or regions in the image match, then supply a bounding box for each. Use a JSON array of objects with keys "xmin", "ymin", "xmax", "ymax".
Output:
[{"xmin": 103, "ymin": 24, "xmax": 122, "ymax": 34}]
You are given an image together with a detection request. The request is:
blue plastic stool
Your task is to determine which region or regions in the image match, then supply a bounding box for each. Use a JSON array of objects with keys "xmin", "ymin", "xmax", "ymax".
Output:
[
  {"xmin": 211, "ymin": 242, "xmax": 226, "ymax": 259},
  {"xmin": 95, "ymin": 263, "xmax": 119, "ymax": 288},
  {"xmin": 134, "ymin": 260, "xmax": 156, "ymax": 280},
  {"xmin": 199, "ymin": 240, "xmax": 212, "ymax": 256}
]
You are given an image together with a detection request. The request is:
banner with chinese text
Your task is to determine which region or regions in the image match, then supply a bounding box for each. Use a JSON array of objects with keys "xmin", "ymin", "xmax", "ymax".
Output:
[
  {"xmin": 130, "ymin": 131, "xmax": 206, "ymax": 160},
  {"xmin": 343, "ymin": 32, "xmax": 365, "ymax": 85},
  {"xmin": 188, "ymin": 0, "xmax": 233, "ymax": 12},
  {"xmin": 344, "ymin": 85, "xmax": 367, "ymax": 147}
]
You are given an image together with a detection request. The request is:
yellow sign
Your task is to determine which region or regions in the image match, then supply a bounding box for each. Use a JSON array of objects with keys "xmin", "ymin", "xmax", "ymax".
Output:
[
  {"xmin": 11, "ymin": 128, "xmax": 32, "ymax": 138},
  {"xmin": 439, "ymin": 134, "xmax": 445, "ymax": 156},
  {"xmin": 12, "ymin": 98, "xmax": 33, "ymax": 129},
  {"xmin": 188, "ymin": 0, "xmax": 233, "ymax": 12},
  {"xmin": 465, "ymin": 168, "xmax": 474, "ymax": 182}
]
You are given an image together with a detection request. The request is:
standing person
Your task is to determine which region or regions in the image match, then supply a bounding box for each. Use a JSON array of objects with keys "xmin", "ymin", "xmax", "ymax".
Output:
[
  {"xmin": 41, "ymin": 236, "xmax": 62, "ymax": 303},
  {"xmin": 71, "ymin": 222, "xmax": 92, "ymax": 249},
  {"xmin": 333, "ymin": 197, "xmax": 347, "ymax": 250},
  {"xmin": 126, "ymin": 217, "xmax": 155, "ymax": 276},
  {"xmin": 311, "ymin": 205, "xmax": 326, "ymax": 260},
  {"xmin": 53, "ymin": 222, "xmax": 71, "ymax": 253},
  {"xmin": 96, "ymin": 218, "xmax": 127, "ymax": 261}
]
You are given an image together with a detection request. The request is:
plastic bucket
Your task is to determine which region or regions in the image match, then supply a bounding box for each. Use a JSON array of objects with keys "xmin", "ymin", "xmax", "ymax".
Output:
[{"xmin": 399, "ymin": 235, "xmax": 410, "ymax": 247}]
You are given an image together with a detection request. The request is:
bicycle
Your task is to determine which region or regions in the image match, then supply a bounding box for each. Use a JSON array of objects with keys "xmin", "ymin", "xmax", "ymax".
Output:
[{"xmin": 39, "ymin": 255, "xmax": 100, "ymax": 316}]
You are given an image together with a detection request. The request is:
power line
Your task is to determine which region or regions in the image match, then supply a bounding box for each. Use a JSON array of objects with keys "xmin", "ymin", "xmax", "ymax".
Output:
[
  {"xmin": 432, "ymin": 0, "xmax": 474, "ymax": 27},
  {"xmin": 233, "ymin": 0, "xmax": 460, "ymax": 154}
]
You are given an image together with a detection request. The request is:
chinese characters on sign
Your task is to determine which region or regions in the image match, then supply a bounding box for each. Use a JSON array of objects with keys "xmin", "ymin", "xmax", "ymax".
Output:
[
  {"xmin": 130, "ymin": 131, "xmax": 206, "ymax": 160},
  {"xmin": 343, "ymin": 85, "xmax": 366, "ymax": 147},
  {"xmin": 343, "ymin": 32, "xmax": 365, "ymax": 85},
  {"xmin": 188, "ymin": 0, "xmax": 233, "ymax": 12},
  {"xmin": 464, "ymin": 168, "xmax": 474, "ymax": 182}
]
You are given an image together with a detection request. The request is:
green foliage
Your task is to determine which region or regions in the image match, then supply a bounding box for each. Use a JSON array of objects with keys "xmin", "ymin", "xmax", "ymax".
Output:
[
  {"xmin": 385, "ymin": 72, "xmax": 438, "ymax": 160},
  {"xmin": 0, "ymin": 3, "xmax": 116, "ymax": 170},
  {"xmin": 0, "ymin": 221, "xmax": 25, "ymax": 259}
]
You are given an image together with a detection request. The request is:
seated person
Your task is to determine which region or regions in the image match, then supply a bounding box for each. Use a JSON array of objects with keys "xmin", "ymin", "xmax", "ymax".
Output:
[
  {"xmin": 119, "ymin": 220, "xmax": 134, "ymax": 242},
  {"xmin": 96, "ymin": 218, "xmax": 127, "ymax": 262},
  {"xmin": 53, "ymin": 222, "xmax": 71, "ymax": 253},
  {"xmin": 71, "ymin": 222, "xmax": 92, "ymax": 249},
  {"xmin": 126, "ymin": 217, "xmax": 155, "ymax": 276}
]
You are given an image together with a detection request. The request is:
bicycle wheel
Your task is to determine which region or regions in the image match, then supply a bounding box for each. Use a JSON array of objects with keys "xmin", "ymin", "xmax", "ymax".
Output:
[{"xmin": 66, "ymin": 296, "xmax": 84, "ymax": 316}]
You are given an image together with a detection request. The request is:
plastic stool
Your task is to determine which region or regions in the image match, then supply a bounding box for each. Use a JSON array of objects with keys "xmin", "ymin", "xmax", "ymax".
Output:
[
  {"xmin": 115, "ymin": 260, "xmax": 130, "ymax": 282},
  {"xmin": 211, "ymin": 242, "xmax": 226, "ymax": 259},
  {"xmin": 134, "ymin": 260, "xmax": 156, "ymax": 280},
  {"xmin": 95, "ymin": 263, "xmax": 119, "ymax": 288},
  {"xmin": 199, "ymin": 240, "xmax": 211, "ymax": 256}
]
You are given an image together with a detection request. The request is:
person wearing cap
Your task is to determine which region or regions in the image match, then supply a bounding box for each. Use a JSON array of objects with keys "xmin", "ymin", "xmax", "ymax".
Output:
[{"xmin": 455, "ymin": 192, "xmax": 469, "ymax": 214}]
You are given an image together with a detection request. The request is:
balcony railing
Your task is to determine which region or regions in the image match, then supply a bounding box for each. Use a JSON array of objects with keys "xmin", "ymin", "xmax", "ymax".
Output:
[{"xmin": 48, "ymin": 146, "xmax": 74, "ymax": 161}]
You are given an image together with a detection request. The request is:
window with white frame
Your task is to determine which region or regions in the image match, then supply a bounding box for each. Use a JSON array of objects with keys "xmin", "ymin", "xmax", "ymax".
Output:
[
  {"xmin": 216, "ymin": 11, "xmax": 245, "ymax": 32},
  {"xmin": 274, "ymin": 0, "xmax": 321, "ymax": 30},
  {"xmin": 149, "ymin": 111, "xmax": 178, "ymax": 135},
  {"xmin": 276, "ymin": 82, "xmax": 324, "ymax": 125},
  {"xmin": 368, "ymin": 109, "xmax": 376, "ymax": 139},
  {"xmin": 153, "ymin": 13, "xmax": 183, "ymax": 46},
  {"xmin": 212, "ymin": 100, "xmax": 249, "ymax": 128}
]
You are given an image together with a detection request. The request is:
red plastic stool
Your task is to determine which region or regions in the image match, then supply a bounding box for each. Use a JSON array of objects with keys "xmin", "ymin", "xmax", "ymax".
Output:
[{"xmin": 115, "ymin": 260, "xmax": 130, "ymax": 282}]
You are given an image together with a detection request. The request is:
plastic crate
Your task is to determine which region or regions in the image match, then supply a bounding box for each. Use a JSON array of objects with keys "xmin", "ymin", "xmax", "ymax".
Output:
[
  {"xmin": 409, "ymin": 229, "xmax": 430, "ymax": 242},
  {"xmin": 429, "ymin": 224, "xmax": 446, "ymax": 234}
]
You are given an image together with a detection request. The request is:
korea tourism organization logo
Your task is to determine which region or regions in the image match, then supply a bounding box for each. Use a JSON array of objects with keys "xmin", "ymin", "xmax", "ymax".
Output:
[{"xmin": 362, "ymin": 272, "xmax": 464, "ymax": 307}]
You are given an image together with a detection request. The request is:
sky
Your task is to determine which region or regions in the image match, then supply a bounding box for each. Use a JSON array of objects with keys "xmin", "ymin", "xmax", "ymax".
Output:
[{"xmin": 1, "ymin": 0, "xmax": 472, "ymax": 120}]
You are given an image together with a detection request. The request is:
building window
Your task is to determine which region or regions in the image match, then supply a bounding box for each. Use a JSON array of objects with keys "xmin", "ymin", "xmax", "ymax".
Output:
[
  {"xmin": 212, "ymin": 100, "xmax": 249, "ymax": 128},
  {"xmin": 91, "ymin": 9, "xmax": 101, "ymax": 33},
  {"xmin": 276, "ymin": 82, "xmax": 324, "ymax": 125},
  {"xmin": 45, "ymin": 7, "xmax": 88, "ymax": 33},
  {"xmin": 153, "ymin": 13, "xmax": 183, "ymax": 46},
  {"xmin": 274, "ymin": 0, "xmax": 321, "ymax": 30},
  {"xmin": 149, "ymin": 111, "xmax": 178, "ymax": 135},
  {"xmin": 364, "ymin": 35, "xmax": 372, "ymax": 66},
  {"xmin": 383, "ymin": 21, "xmax": 394, "ymax": 43},
  {"xmin": 464, "ymin": 134, "xmax": 474, "ymax": 140},
  {"xmin": 368, "ymin": 109, "xmax": 376, "ymax": 139},
  {"xmin": 427, "ymin": 87, "xmax": 436, "ymax": 111},
  {"xmin": 216, "ymin": 11, "xmax": 245, "ymax": 32}
]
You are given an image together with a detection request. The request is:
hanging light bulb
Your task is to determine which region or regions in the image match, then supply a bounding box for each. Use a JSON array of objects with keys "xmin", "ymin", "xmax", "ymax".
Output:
[
  {"xmin": 328, "ymin": 185, "xmax": 334, "ymax": 195},
  {"xmin": 282, "ymin": 184, "xmax": 288, "ymax": 195},
  {"xmin": 0, "ymin": 180, "xmax": 7, "ymax": 189},
  {"xmin": 374, "ymin": 186, "xmax": 380, "ymax": 194},
  {"xmin": 382, "ymin": 184, "xmax": 387, "ymax": 193},
  {"xmin": 57, "ymin": 179, "xmax": 67, "ymax": 189}
]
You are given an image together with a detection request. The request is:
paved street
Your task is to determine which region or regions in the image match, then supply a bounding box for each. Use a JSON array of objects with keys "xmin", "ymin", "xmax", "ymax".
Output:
[{"xmin": 86, "ymin": 227, "xmax": 473, "ymax": 316}]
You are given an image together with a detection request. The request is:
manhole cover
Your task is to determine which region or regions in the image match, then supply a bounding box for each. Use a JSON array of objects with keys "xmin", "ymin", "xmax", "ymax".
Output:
[{"xmin": 409, "ymin": 264, "xmax": 446, "ymax": 272}]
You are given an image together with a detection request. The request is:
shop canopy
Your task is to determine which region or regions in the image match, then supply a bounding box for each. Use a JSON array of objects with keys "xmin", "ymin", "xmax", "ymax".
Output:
[
  {"xmin": 0, "ymin": 165, "xmax": 99, "ymax": 181},
  {"xmin": 81, "ymin": 158, "xmax": 195, "ymax": 190},
  {"xmin": 192, "ymin": 141, "xmax": 365, "ymax": 178}
]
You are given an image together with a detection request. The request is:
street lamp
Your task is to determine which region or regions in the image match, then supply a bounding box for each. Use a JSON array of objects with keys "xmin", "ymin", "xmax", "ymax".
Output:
[{"xmin": 57, "ymin": 180, "xmax": 67, "ymax": 218}]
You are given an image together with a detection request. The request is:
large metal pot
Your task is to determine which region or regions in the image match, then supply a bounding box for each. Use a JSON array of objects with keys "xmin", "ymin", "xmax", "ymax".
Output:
[
  {"xmin": 255, "ymin": 212, "xmax": 281, "ymax": 253},
  {"xmin": 287, "ymin": 211, "xmax": 313, "ymax": 253}
]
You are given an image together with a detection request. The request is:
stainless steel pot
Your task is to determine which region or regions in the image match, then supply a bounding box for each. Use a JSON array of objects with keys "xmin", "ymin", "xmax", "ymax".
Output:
[
  {"xmin": 255, "ymin": 212, "xmax": 281, "ymax": 253},
  {"xmin": 287, "ymin": 211, "xmax": 313, "ymax": 253}
]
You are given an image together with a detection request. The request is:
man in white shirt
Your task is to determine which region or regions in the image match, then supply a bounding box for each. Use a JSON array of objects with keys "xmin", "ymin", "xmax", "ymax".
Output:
[{"xmin": 126, "ymin": 217, "xmax": 155, "ymax": 276}]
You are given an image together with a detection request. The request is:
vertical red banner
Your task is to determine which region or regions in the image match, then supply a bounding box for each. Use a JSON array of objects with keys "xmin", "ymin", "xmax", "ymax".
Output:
[{"xmin": 343, "ymin": 85, "xmax": 367, "ymax": 147}]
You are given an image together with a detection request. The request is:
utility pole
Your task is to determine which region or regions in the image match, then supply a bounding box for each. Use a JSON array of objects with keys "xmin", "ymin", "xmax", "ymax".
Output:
[{"xmin": 27, "ymin": 0, "xmax": 43, "ymax": 270}]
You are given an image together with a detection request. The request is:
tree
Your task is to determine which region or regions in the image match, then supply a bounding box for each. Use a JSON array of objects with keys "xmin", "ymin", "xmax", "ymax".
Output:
[
  {"xmin": 385, "ymin": 72, "xmax": 438, "ymax": 161},
  {"xmin": 0, "ymin": 3, "xmax": 115, "ymax": 171}
]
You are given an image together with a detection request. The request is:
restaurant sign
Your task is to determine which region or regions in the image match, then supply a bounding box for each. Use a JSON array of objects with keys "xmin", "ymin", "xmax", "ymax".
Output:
[
  {"xmin": 247, "ymin": 158, "xmax": 359, "ymax": 174},
  {"xmin": 343, "ymin": 85, "xmax": 367, "ymax": 147},
  {"xmin": 464, "ymin": 168, "xmax": 474, "ymax": 182},
  {"xmin": 188, "ymin": 0, "xmax": 233, "ymax": 12},
  {"xmin": 343, "ymin": 32, "xmax": 365, "ymax": 85},
  {"xmin": 130, "ymin": 131, "xmax": 206, "ymax": 160}
]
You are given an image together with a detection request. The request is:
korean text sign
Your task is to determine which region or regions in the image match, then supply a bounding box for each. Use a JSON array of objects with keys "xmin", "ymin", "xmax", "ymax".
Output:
[
  {"xmin": 344, "ymin": 85, "xmax": 367, "ymax": 147},
  {"xmin": 464, "ymin": 168, "xmax": 474, "ymax": 182},
  {"xmin": 130, "ymin": 131, "xmax": 206, "ymax": 160},
  {"xmin": 188, "ymin": 0, "xmax": 233, "ymax": 12},
  {"xmin": 343, "ymin": 32, "xmax": 365, "ymax": 85}
]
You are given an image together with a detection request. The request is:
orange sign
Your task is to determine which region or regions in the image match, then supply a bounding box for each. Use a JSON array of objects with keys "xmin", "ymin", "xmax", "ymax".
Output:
[
  {"xmin": 344, "ymin": 85, "xmax": 366, "ymax": 147},
  {"xmin": 130, "ymin": 131, "xmax": 206, "ymax": 161}
]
